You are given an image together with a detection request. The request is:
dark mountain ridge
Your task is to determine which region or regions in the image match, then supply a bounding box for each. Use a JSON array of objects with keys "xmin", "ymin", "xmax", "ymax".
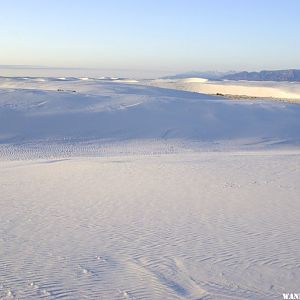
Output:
[
  {"xmin": 222, "ymin": 69, "xmax": 300, "ymax": 82},
  {"xmin": 166, "ymin": 69, "xmax": 300, "ymax": 82}
]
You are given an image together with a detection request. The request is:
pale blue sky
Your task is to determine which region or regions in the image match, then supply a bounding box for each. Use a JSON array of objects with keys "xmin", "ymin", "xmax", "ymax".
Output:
[{"xmin": 1, "ymin": 0, "xmax": 300, "ymax": 76}]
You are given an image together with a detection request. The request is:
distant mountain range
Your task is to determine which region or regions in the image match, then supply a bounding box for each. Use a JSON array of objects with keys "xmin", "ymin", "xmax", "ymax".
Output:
[
  {"xmin": 223, "ymin": 69, "xmax": 300, "ymax": 82},
  {"xmin": 166, "ymin": 69, "xmax": 300, "ymax": 82}
]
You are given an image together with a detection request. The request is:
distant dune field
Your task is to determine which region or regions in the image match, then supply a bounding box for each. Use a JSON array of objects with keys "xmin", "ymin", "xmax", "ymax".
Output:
[{"xmin": 145, "ymin": 78, "xmax": 300, "ymax": 102}]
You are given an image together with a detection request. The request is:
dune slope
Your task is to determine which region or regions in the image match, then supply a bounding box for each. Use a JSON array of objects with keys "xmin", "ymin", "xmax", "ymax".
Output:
[{"xmin": 0, "ymin": 77, "xmax": 300, "ymax": 156}]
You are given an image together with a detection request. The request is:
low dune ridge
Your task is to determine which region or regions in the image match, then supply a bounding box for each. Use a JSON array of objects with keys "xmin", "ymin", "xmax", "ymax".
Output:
[
  {"xmin": 1, "ymin": 76, "xmax": 300, "ymax": 151},
  {"xmin": 147, "ymin": 78, "xmax": 300, "ymax": 101}
]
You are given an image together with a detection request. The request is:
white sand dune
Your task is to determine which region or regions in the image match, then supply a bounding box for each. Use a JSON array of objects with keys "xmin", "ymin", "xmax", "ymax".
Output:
[
  {"xmin": 1, "ymin": 77, "xmax": 300, "ymax": 149},
  {"xmin": 0, "ymin": 77, "xmax": 300, "ymax": 299},
  {"xmin": 146, "ymin": 78, "xmax": 300, "ymax": 101},
  {"xmin": 180, "ymin": 77, "xmax": 208, "ymax": 83}
]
